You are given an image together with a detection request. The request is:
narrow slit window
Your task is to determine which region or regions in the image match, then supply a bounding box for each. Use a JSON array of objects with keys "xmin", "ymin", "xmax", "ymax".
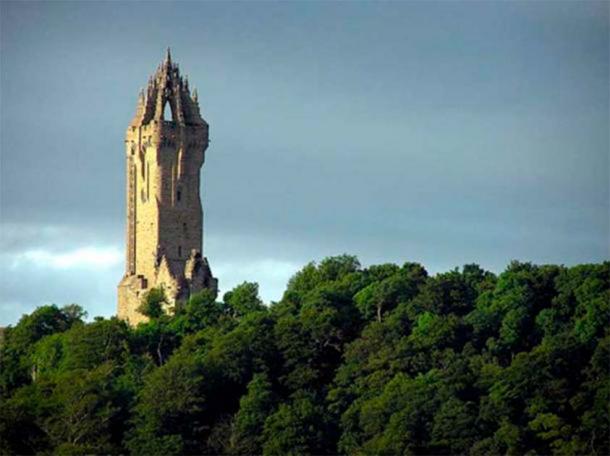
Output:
[
  {"xmin": 177, "ymin": 189, "xmax": 182, "ymax": 202},
  {"xmin": 146, "ymin": 162, "xmax": 150, "ymax": 200},
  {"xmin": 178, "ymin": 246, "xmax": 182, "ymax": 258}
]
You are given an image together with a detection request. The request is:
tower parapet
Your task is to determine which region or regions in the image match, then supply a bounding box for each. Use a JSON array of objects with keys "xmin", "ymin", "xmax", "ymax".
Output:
[{"xmin": 118, "ymin": 49, "xmax": 217, "ymax": 325}]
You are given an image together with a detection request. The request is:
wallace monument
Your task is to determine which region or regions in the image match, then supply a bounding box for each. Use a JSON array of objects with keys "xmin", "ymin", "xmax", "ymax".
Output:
[{"xmin": 117, "ymin": 50, "xmax": 217, "ymax": 325}]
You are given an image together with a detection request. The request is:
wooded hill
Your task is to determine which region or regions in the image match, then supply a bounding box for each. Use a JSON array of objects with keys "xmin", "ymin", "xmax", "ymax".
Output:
[{"xmin": 1, "ymin": 256, "xmax": 608, "ymax": 455}]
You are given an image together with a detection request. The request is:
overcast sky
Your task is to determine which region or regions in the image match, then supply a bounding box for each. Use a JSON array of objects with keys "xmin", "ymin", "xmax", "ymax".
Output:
[{"xmin": 1, "ymin": 1, "xmax": 608, "ymax": 325}]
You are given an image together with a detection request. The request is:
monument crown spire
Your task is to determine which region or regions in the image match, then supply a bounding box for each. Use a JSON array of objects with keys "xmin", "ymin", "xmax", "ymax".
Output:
[{"xmin": 131, "ymin": 50, "xmax": 205, "ymax": 127}]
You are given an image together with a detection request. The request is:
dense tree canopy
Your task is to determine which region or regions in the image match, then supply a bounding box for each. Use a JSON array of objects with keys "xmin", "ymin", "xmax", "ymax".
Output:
[{"xmin": 0, "ymin": 257, "xmax": 608, "ymax": 455}]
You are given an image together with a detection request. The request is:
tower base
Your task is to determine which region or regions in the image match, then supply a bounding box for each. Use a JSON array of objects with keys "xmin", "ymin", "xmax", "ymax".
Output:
[{"xmin": 117, "ymin": 252, "xmax": 217, "ymax": 326}]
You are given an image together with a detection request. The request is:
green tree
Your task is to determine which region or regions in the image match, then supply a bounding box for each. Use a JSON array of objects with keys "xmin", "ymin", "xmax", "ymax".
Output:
[
  {"xmin": 171, "ymin": 288, "xmax": 224, "ymax": 335},
  {"xmin": 224, "ymin": 282, "xmax": 265, "ymax": 319},
  {"xmin": 262, "ymin": 392, "xmax": 330, "ymax": 456},
  {"xmin": 125, "ymin": 352, "xmax": 206, "ymax": 455},
  {"xmin": 0, "ymin": 258, "xmax": 607, "ymax": 455},
  {"xmin": 137, "ymin": 288, "xmax": 167, "ymax": 320},
  {"xmin": 0, "ymin": 304, "xmax": 84, "ymax": 394},
  {"xmin": 229, "ymin": 372, "xmax": 276, "ymax": 454},
  {"xmin": 39, "ymin": 363, "xmax": 121, "ymax": 454}
]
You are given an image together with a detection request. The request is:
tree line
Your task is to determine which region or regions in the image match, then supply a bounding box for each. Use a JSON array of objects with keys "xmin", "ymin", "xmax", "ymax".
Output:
[{"xmin": 0, "ymin": 255, "xmax": 608, "ymax": 455}]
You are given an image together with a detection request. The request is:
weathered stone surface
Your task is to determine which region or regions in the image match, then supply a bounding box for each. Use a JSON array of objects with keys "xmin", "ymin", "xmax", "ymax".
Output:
[{"xmin": 117, "ymin": 49, "xmax": 217, "ymax": 325}]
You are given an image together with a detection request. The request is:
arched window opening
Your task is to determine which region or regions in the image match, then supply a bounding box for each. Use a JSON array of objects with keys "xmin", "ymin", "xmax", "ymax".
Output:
[
  {"xmin": 177, "ymin": 189, "xmax": 182, "ymax": 202},
  {"xmin": 182, "ymin": 222, "xmax": 187, "ymax": 233},
  {"xmin": 163, "ymin": 100, "xmax": 173, "ymax": 121},
  {"xmin": 178, "ymin": 246, "xmax": 182, "ymax": 258}
]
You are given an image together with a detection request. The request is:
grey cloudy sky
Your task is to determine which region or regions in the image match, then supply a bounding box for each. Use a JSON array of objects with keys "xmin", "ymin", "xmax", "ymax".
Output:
[{"xmin": 1, "ymin": 1, "xmax": 608, "ymax": 325}]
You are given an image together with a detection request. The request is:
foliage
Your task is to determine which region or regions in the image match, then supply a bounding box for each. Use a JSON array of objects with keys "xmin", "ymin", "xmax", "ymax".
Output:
[
  {"xmin": 137, "ymin": 288, "xmax": 167, "ymax": 320},
  {"xmin": 224, "ymin": 282, "xmax": 265, "ymax": 319},
  {"xmin": 228, "ymin": 372, "xmax": 276, "ymax": 455},
  {"xmin": 0, "ymin": 258, "xmax": 608, "ymax": 455}
]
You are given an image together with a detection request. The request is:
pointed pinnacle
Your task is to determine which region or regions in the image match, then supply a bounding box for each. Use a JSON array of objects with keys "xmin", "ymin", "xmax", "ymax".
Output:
[{"xmin": 166, "ymin": 47, "xmax": 172, "ymax": 64}]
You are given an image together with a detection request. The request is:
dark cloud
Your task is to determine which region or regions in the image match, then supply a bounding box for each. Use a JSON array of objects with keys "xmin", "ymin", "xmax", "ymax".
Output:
[{"xmin": 1, "ymin": 1, "xmax": 608, "ymax": 325}]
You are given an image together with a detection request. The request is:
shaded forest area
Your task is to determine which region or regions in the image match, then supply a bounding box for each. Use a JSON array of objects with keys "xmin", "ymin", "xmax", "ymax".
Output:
[{"xmin": 1, "ymin": 256, "xmax": 608, "ymax": 455}]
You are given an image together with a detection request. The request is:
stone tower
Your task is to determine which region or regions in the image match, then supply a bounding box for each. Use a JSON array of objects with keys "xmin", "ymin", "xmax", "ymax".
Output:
[{"xmin": 118, "ymin": 49, "xmax": 217, "ymax": 325}]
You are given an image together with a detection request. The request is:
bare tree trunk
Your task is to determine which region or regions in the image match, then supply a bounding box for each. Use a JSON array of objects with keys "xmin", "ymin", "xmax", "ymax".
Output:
[{"xmin": 157, "ymin": 333, "xmax": 164, "ymax": 365}]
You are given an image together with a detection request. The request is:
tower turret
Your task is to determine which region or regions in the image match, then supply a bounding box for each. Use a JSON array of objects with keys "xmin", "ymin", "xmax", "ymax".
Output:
[{"xmin": 118, "ymin": 50, "xmax": 217, "ymax": 325}]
